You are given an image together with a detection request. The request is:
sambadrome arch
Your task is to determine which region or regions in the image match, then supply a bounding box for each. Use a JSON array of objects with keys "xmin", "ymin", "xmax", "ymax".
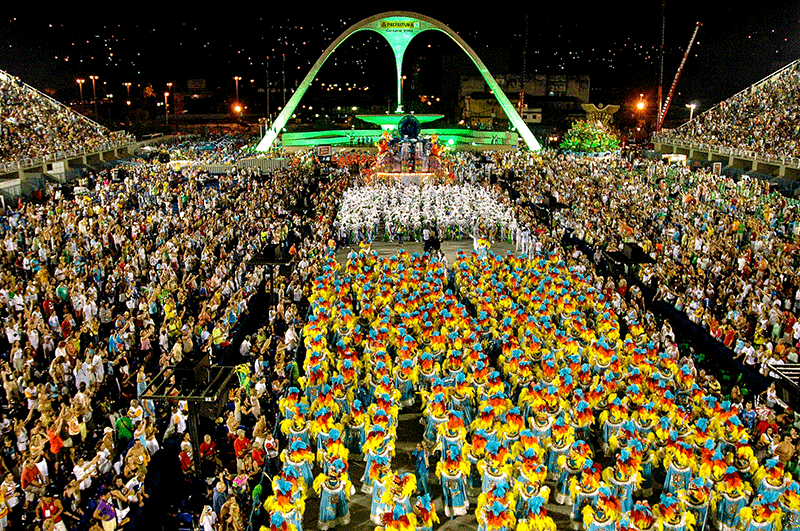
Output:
[{"xmin": 255, "ymin": 11, "xmax": 542, "ymax": 152}]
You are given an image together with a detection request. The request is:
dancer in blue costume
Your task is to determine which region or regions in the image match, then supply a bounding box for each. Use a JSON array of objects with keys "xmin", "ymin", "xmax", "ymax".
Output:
[
  {"xmin": 480, "ymin": 440, "xmax": 512, "ymax": 495},
  {"xmin": 280, "ymin": 440, "xmax": 315, "ymax": 491},
  {"xmin": 756, "ymin": 458, "xmax": 792, "ymax": 499},
  {"xmin": 604, "ymin": 448, "xmax": 640, "ymax": 514},
  {"xmin": 663, "ymin": 441, "xmax": 694, "ymax": 495},
  {"xmin": 265, "ymin": 477, "xmax": 305, "ymax": 531},
  {"xmin": 383, "ymin": 472, "xmax": 416, "ymax": 518},
  {"xmin": 422, "ymin": 392, "xmax": 448, "ymax": 446},
  {"xmin": 314, "ymin": 459, "xmax": 355, "ymax": 531},
  {"xmin": 467, "ymin": 431, "xmax": 490, "ymax": 497},
  {"xmin": 529, "ymin": 407, "xmax": 553, "ymax": 445},
  {"xmin": 712, "ymin": 468, "xmax": 751, "ymax": 531},
  {"xmin": 280, "ymin": 413, "xmax": 311, "ymax": 450},
  {"xmin": 330, "ymin": 375, "xmax": 351, "ymax": 418},
  {"xmin": 582, "ymin": 486, "xmax": 621, "ymax": 531},
  {"xmin": 394, "ymin": 358, "xmax": 416, "ymax": 408},
  {"xmin": 683, "ymin": 477, "xmax": 712, "ymax": 531},
  {"xmin": 779, "ymin": 481, "xmax": 800, "ymax": 531},
  {"xmin": 417, "ymin": 351, "xmax": 440, "ymax": 395},
  {"xmin": 361, "ymin": 427, "xmax": 393, "ymax": 494},
  {"xmin": 449, "ymin": 373, "xmax": 475, "ymax": 428},
  {"xmin": 597, "ymin": 396, "xmax": 626, "ymax": 456},
  {"xmin": 437, "ymin": 442, "xmax": 470, "ymax": 519},
  {"xmin": 545, "ymin": 416, "xmax": 573, "ymax": 481},
  {"xmin": 654, "ymin": 492, "xmax": 696, "ymax": 531},
  {"xmin": 343, "ymin": 399, "xmax": 367, "ymax": 456},
  {"xmin": 414, "ymin": 494, "xmax": 440, "ymax": 531},
  {"xmin": 738, "ymin": 491, "xmax": 783, "ymax": 531}
]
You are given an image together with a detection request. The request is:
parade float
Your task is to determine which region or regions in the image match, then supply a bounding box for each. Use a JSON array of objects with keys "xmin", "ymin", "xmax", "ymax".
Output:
[
  {"xmin": 560, "ymin": 119, "xmax": 621, "ymax": 159},
  {"xmin": 368, "ymin": 115, "xmax": 453, "ymax": 185}
]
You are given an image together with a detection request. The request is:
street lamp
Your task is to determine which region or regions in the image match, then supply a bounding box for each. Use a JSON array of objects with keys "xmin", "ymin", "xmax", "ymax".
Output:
[
  {"xmin": 76, "ymin": 78, "xmax": 85, "ymax": 103},
  {"xmin": 164, "ymin": 92, "xmax": 170, "ymax": 124},
  {"xmin": 234, "ymin": 76, "xmax": 242, "ymax": 101},
  {"xmin": 89, "ymin": 76, "xmax": 98, "ymax": 102},
  {"xmin": 89, "ymin": 75, "xmax": 99, "ymax": 115},
  {"xmin": 686, "ymin": 103, "xmax": 697, "ymax": 121},
  {"xmin": 123, "ymin": 82, "xmax": 131, "ymax": 101}
]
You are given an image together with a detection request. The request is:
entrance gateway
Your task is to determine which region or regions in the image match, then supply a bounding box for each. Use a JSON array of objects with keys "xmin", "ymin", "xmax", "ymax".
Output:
[{"xmin": 255, "ymin": 11, "xmax": 541, "ymax": 152}]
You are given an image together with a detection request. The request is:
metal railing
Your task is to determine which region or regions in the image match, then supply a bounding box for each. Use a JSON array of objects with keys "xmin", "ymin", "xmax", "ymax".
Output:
[
  {"xmin": 767, "ymin": 362, "xmax": 800, "ymax": 388},
  {"xmin": 0, "ymin": 137, "xmax": 137, "ymax": 175},
  {"xmin": 653, "ymin": 131, "xmax": 800, "ymax": 170}
]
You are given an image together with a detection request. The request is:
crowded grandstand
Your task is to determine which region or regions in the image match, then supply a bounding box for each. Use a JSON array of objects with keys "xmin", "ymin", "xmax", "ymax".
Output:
[{"xmin": 1, "ymin": 51, "xmax": 800, "ymax": 531}]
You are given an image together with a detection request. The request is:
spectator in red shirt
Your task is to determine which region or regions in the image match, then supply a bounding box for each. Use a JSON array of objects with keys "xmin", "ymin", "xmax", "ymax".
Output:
[
  {"xmin": 179, "ymin": 442, "xmax": 194, "ymax": 476},
  {"xmin": 250, "ymin": 446, "xmax": 266, "ymax": 469},
  {"xmin": 232, "ymin": 430, "xmax": 250, "ymax": 473},
  {"xmin": 20, "ymin": 459, "xmax": 44, "ymax": 511},
  {"xmin": 723, "ymin": 327, "xmax": 737, "ymax": 348},
  {"xmin": 199, "ymin": 434, "xmax": 222, "ymax": 477}
]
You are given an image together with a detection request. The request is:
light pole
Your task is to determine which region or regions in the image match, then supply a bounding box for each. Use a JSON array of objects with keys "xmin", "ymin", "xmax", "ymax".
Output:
[
  {"xmin": 89, "ymin": 75, "xmax": 99, "ymax": 116},
  {"xmin": 686, "ymin": 103, "xmax": 697, "ymax": 121},
  {"xmin": 89, "ymin": 76, "xmax": 98, "ymax": 102},
  {"xmin": 123, "ymin": 82, "xmax": 131, "ymax": 104},
  {"xmin": 76, "ymin": 78, "xmax": 85, "ymax": 103},
  {"xmin": 234, "ymin": 76, "xmax": 241, "ymax": 102},
  {"xmin": 164, "ymin": 91, "xmax": 170, "ymax": 124}
]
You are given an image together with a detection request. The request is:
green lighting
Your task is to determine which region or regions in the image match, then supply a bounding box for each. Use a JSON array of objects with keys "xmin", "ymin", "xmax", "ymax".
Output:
[
  {"xmin": 255, "ymin": 11, "xmax": 541, "ymax": 152},
  {"xmin": 279, "ymin": 128, "xmax": 517, "ymax": 148},
  {"xmin": 356, "ymin": 114, "xmax": 443, "ymax": 130}
]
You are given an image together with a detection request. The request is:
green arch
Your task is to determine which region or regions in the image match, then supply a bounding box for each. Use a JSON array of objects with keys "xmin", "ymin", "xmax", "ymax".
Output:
[{"xmin": 256, "ymin": 11, "xmax": 541, "ymax": 152}]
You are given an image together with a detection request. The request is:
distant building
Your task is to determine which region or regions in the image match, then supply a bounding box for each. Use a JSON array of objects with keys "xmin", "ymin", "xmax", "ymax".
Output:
[{"xmin": 459, "ymin": 73, "xmax": 591, "ymax": 137}]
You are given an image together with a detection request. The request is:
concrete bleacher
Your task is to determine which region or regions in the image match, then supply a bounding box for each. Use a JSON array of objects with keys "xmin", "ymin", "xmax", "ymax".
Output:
[{"xmin": 0, "ymin": 69, "xmax": 137, "ymax": 191}]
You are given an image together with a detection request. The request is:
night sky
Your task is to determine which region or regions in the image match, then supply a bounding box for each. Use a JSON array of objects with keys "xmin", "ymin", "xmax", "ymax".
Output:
[{"xmin": 1, "ymin": 3, "xmax": 799, "ymax": 124}]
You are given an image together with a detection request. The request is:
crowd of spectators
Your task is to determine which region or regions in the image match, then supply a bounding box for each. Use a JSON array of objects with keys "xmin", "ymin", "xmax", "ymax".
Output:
[
  {"xmin": 0, "ymin": 130, "xmax": 354, "ymax": 530},
  {"xmin": 667, "ymin": 62, "xmax": 800, "ymax": 159},
  {"xmin": 0, "ymin": 71, "xmax": 133, "ymax": 166}
]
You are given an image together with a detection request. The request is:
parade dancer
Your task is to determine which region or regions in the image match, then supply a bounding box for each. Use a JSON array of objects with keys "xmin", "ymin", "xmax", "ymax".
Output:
[
  {"xmin": 437, "ymin": 442, "xmax": 470, "ymax": 519},
  {"xmin": 313, "ymin": 459, "xmax": 355, "ymax": 530}
]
